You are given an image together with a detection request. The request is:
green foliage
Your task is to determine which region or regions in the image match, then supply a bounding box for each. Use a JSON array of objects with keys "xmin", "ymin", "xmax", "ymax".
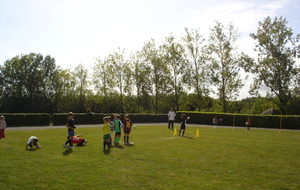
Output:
[
  {"xmin": 245, "ymin": 16, "xmax": 300, "ymax": 114},
  {"xmin": 177, "ymin": 111, "xmax": 300, "ymax": 129},
  {"xmin": 208, "ymin": 21, "xmax": 243, "ymax": 112},
  {"xmin": 1, "ymin": 126, "xmax": 300, "ymax": 189},
  {"xmin": 2, "ymin": 113, "xmax": 51, "ymax": 126},
  {"xmin": 0, "ymin": 53, "xmax": 58, "ymax": 113},
  {"xmin": 0, "ymin": 17, "xmax": 299, "ymax": 115}
]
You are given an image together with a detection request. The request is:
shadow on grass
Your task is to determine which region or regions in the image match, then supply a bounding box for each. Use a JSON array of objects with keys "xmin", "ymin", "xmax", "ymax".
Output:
[
  {"xmin": 26, "ymin": 148, "xmax": 36, "ymax": 151},
  {"xmin": 183, "ymin": 136, "xmax": 197, "ymax": 139},
  {"xmin": 125, "ymin": 144, "xmax": 135, "ymax": 147},
  {"xmin": 63, "ymin": 148, "xmax": 73, "ymax": 156},
  {"xmin": 113, "ymin": 144, "xmax": 125, "ymax": 149},
  {"xmin": 103, "ymin": 148, "xmax": 111, "ymax": 155}
]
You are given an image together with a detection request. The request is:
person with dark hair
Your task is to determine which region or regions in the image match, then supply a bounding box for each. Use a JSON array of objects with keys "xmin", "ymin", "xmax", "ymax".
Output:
[
  {"xmin": 168, "ymin": 108, "xmax": 176, "ymax": 130},
  {"xmin": 178, "ymin": 114, "xmax": 190, "ymax": 137},
  {"xmin": 114, "ymin": 115, "xmax": 123, "ymax": 145},
  {"xmin": 25, "ymin": 136, "xmax": 41, "ymax": 150},
  {"xmin": 102, "ymin": 117, "xmax": 110, "ymax": 149},
  {"xmin": 123, "ymin": 114, "xmax": 132, "ymax": 145},
  {"xmin": 63, "ymin": 112, "xmax": 76, "ymax": 148},
  {"xmin": 245, "ymin": 117, "xmax": 252, "ymax": 130}
]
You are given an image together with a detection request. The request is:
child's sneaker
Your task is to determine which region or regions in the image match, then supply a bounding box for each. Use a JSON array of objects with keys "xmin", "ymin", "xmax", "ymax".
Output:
[
  {"xmin": 62, "ymin": 144, "xmax": 68, "ymax": 148},
  {"xmin": 69, "ymin": 146, "xmax": 75, "ymax": 148}
]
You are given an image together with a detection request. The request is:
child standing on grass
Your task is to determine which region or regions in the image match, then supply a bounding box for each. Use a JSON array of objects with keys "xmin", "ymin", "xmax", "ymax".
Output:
[
  {"xmin": 178, "ymin": 114, "xmax": 190, "ymax": 137},
  {"xmin": 25, "ymin": 136, "xmax": 41, "ymax": 150},
  {"xmin": 102, "ymin": 117, "xmax": 110, "ymax": 149},
  {"xmin": 0, "ymin": 115, "xmax": 6, "ymax": 139},
  {"xmin": 63, "ymin": 112, "xmax": 76, "ymax": 148},
  {"xmin": 108, "ymin": 116, "xmax": 114, "ymax": 148},
  {"xmin": 114, "ymin": 115, "xmax": 123, "ymax": 145},
  {"xmin": 246, "ymin": 117, "xmax": 252, "ymax": 130},
  {"xmin": 123, "ymin": 114, "xmax": 132, "ymax": 145}
]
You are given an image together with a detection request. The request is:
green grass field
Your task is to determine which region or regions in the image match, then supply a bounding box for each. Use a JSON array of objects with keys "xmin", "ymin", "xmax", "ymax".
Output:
[{"xmin": 0, "ymin": 125, "xmax": 299, "ymax": 190}]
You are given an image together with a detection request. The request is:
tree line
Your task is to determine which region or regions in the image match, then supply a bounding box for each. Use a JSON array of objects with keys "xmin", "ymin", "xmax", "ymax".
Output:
[{"xmin": 0, "ymin": 16, "xmax": 299, "ymax": 114}]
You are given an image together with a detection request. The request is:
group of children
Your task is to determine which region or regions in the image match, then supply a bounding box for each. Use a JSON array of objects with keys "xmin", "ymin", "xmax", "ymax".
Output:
[
  {"xmin": 61, "ymin": 112, "xmax": 133, "ymax": 150},
  {"xmin": 102, "ymin": 114, "xmax": 133, "ymax": 149}
]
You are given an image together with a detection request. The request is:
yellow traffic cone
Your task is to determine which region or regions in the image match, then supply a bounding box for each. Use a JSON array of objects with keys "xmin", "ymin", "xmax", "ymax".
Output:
[
  {"xmin": 195, "ymin": 128, "xmax": 200, "ymax": 138},
  {"xmin": 173, "ymin": 127, "xmax": 178, "ymax": 136}
]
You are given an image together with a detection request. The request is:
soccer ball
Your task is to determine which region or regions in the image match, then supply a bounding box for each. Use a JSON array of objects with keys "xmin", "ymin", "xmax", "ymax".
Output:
[{"xmin": 213, "ymin": 127, "xmax": 216, "ymax": 129}]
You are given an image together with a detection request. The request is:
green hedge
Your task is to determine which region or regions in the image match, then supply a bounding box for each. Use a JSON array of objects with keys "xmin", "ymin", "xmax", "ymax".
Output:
[
  {"xmin": 2, "ymin": 112, "xmax": 299, "ymax": 130},
  {"xmin": 52, "ymin": 113, "xmax": 168, "ymax": 126},
  {"xmin": 1, "ymin": 113, "xmax": 51, "ymax": 126},
  {"xmin": 176, "ymin": 111, "xmax": 300, "ymax": 130}
]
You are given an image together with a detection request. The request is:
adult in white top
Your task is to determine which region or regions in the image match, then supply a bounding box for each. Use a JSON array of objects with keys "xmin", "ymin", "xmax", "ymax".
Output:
[{"xmin": 168, "ymin": 108, "xmax": 176, "ymax": 130}]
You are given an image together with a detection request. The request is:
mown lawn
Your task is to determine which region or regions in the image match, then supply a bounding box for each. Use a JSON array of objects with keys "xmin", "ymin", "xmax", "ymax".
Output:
[{"xmin": 0, "ymin": 125, "xmax": 299, "ymax": 190}]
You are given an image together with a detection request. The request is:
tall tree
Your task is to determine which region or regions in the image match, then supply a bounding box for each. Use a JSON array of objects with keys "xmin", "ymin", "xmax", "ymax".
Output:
[
  {"xmin": 244, "ymin": 16, "xmax": 300, "ymax": 114},
  {"xmin": 108, "ymin": 48, "xmax": 127, "ymax": 112},
  {"xmin": 182, "ymin": 28, "xmax": 210, "ymax": 111},
  {"xmin": 0, "ymin": 53, "xmax": 58, "ymax": 112},
  {"xmin": 130, "ymin": 51, "xmax": 152, "ymax": 113},
  {"xmin": 73, "ymin": 64, "xmax": 90, "ymax": 112},
  {"xmin": 93, "ymin": 57, "xmax": 114, "ymax": 112},
  {"xmin": 140, "ymin": 39, "xmax": 169, "ymax": 113},
  {"xmin": 208, "ymin": 21, "xmax": 243, "ymax": 112},
  {"xmin": 161, "ymin": 34, "xmax": 187, "ymax": 111}
]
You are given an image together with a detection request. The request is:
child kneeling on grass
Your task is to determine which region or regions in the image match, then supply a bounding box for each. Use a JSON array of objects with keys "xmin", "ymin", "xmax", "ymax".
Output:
[
  {"xmin": 25, "ymin": 136, "xmax": 41, "ymax": 150},
  {"xmin": 103, "ymin": 117, "xmax": 110, "ymax": 149}
]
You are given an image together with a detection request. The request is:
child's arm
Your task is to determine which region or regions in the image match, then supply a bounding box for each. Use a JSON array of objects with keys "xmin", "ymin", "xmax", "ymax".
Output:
[{"xmin": 25, "ymin": 144, "xmax": 29, "ymax": 150}]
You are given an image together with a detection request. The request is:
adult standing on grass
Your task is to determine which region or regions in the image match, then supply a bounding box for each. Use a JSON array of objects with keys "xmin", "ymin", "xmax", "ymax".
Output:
[
  {"xmin": 0, "ymin": 115, "xmax": 7, "ymax": 139},
  {"xmin": 168, "ymin": 108, "xmax": 176, "ymax": 130},
  {"xmin": 63, "ymin": 112, "xmax": 76, "ymax": 148}
]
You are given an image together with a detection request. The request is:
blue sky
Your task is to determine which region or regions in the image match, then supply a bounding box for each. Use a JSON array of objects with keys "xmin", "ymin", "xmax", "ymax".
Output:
[{"xmin": 0, "ymin": 0, "xmax": 299, "ymax": 99}]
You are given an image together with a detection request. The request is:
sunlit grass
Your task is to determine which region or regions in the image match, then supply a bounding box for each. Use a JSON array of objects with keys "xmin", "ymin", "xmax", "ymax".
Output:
[{"xmin": 0, "ymin": 125, "xmax": 299, "ymax": 189}]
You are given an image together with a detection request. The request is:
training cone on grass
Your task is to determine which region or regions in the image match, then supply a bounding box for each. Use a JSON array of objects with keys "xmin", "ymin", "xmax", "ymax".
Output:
[
  {"xmin": 195, "ymin": 129, "xmax": 200, "ymax": 138},
  {"xmin": 173, "ymin": 127, "xmax": 178, "ymax": 136}
]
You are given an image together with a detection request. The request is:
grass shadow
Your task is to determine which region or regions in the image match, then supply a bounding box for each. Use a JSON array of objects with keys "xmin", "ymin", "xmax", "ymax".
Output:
[
  {"xmin": 125, "ymin": 143, "xmax": 135, "ymax": 147},
  {"xmin": 63, "ymin": 148, "xmax": 73, "ymax": 156},
  {"xmin": 102, "ymin": 148, "xmax": 111, "ymax": 155},
  {"xmin": 183, "ymin": 136, "xmax": 197, "ymax": 139},
  {"xmin": 26, "ymin": 149, "xmax": 36, "ymax": 152},
  {"xmin": 113, "ymin": 144, "xmax": 124, "ymax": 149}
]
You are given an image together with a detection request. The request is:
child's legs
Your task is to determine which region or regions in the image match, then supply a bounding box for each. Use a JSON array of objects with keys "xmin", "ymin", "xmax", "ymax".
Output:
[
  {"xmin": 115, "ymin": 132, "xmax": 121, "ymax": 143},
  {"xmin": 0, "ymin": 129, "xmax": 4, "ymax": 137}
]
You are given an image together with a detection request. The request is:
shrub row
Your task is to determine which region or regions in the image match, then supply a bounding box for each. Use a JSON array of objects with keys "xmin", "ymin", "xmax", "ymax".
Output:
[
  {"xmin": 52, "ymin": 113, "xmax": 168, "ymax": 125},
  {"xmin": 1, "ymin": 113, "xmax": 51, "ymax": 126},
  {"xmin": 177, "ymin": 111, "xmax": 300, "ymax": 130},
  {"xmin": 2, "ymin": 112, "xmax": 299, "ymax": 130}
]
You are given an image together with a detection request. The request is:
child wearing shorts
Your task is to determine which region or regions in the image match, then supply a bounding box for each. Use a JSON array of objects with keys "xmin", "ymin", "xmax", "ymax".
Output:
[
  {"xmin": 108, "ymin": 116, "xmax": 114, "ymax": 148},
  {"xmin": 123, "ymin": 114, "xmax": 132, "ymax": 145},
  {"xmin": 102, "ymin": 117, "xmax": 110, "ymax": 149},
  {"xmin": 63, "ymin": 112, "xmax": 76, "ymax": 148},
  {"xmin": 179, "ymin": 114, "xmax": 190, "ymax": 137},
  {"xmin": 114, "ymin": 115, "xmax": 123, "ymax": 145}
]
